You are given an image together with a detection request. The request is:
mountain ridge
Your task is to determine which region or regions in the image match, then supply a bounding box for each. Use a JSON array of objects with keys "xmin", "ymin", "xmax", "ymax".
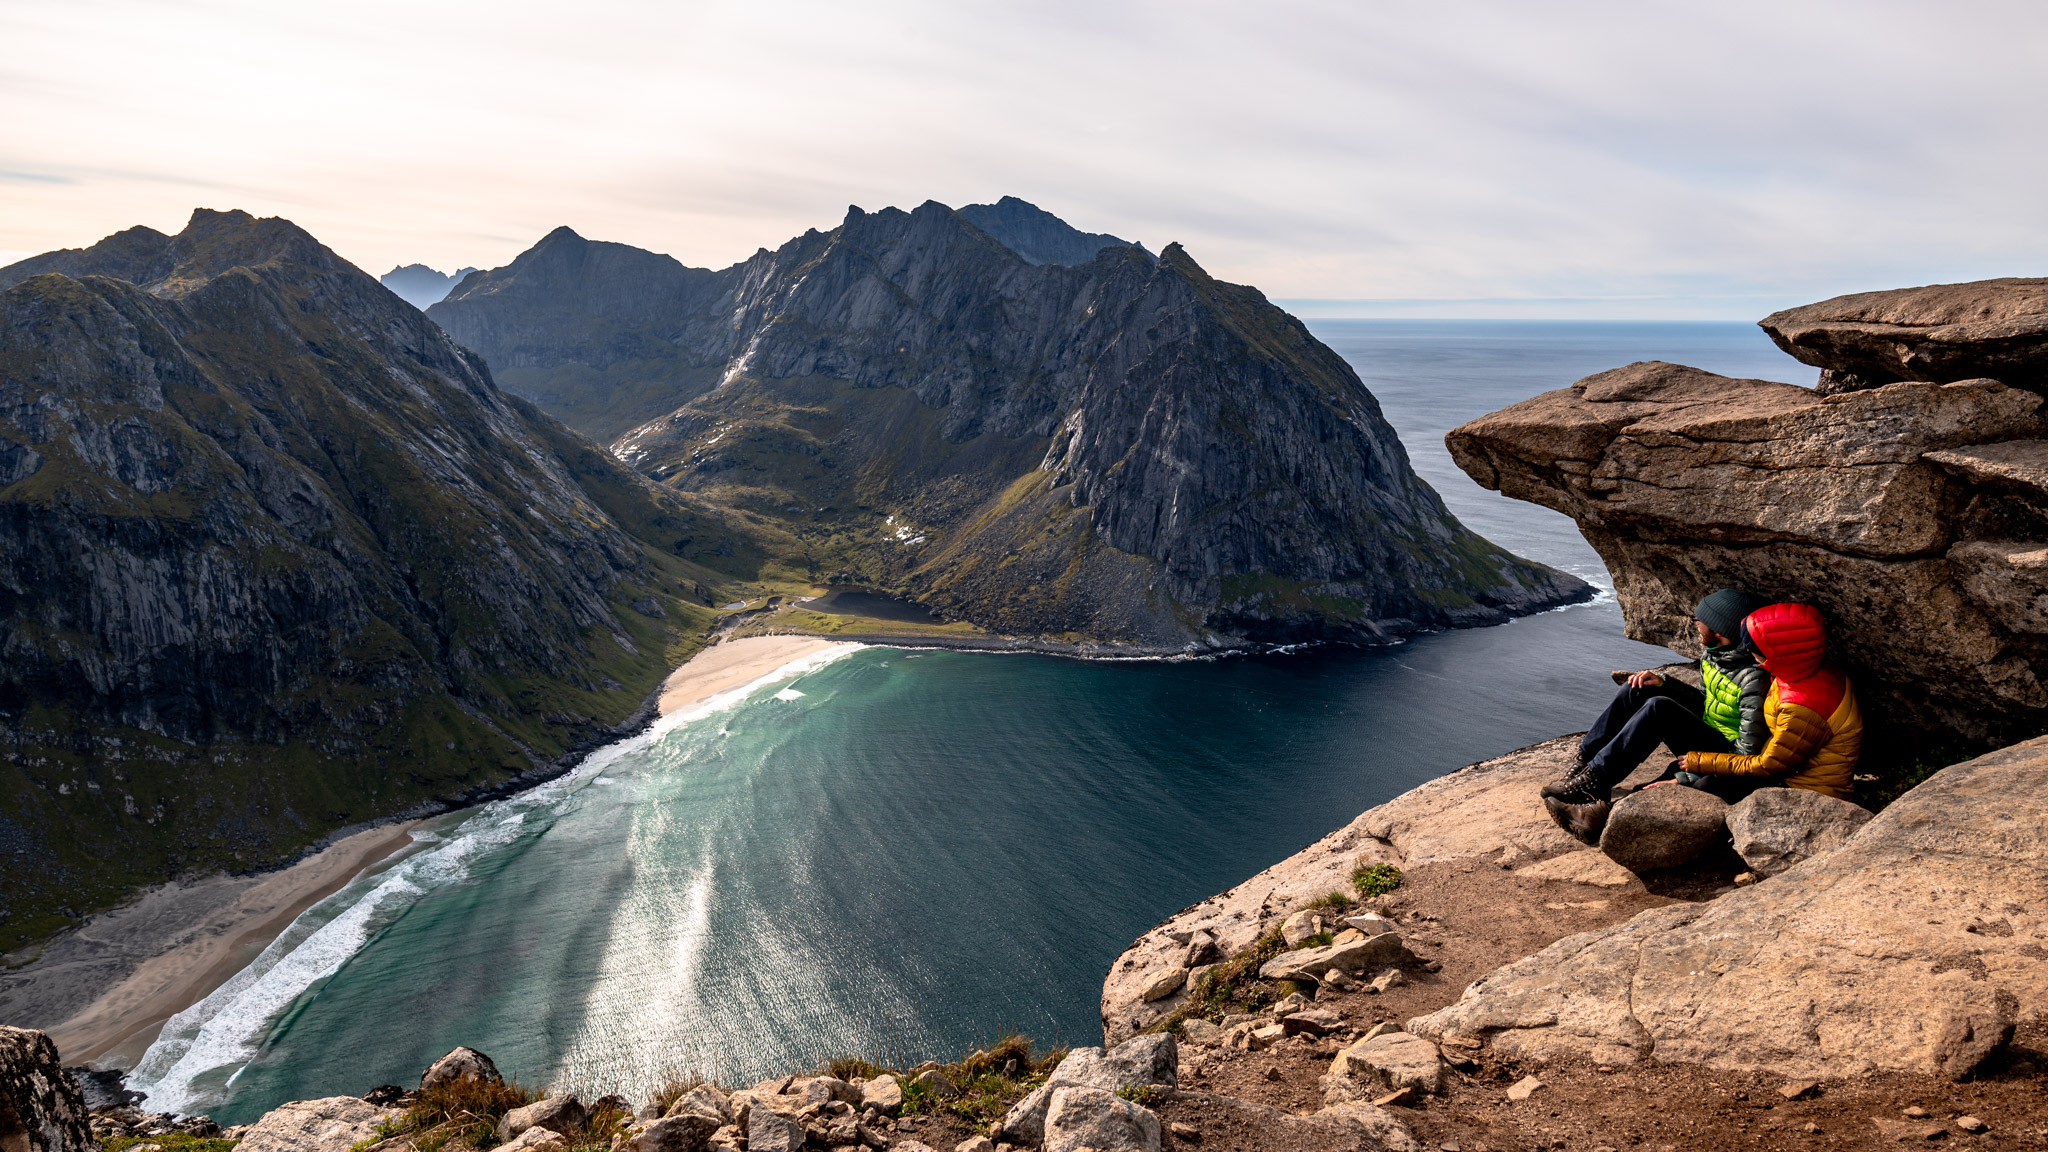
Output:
[
  {"xmin": 0, "ymin": 210, "xmax": 765, "ymax": 941},
  {"xmin": 432, "ymin": 198, "xmax": 1591, "ymax": 648}
]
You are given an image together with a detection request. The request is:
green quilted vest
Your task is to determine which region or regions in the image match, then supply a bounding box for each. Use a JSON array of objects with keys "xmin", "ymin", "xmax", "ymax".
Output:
[{"xmin": 1700, "ymin": 652, "xmax": 1745, "ymax": 744}]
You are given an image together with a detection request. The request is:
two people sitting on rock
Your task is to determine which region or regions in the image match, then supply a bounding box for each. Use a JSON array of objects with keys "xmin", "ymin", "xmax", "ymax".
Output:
[{"xmin": 1544, "ymin": 589, "xmax": 1863, "ymax": 843}]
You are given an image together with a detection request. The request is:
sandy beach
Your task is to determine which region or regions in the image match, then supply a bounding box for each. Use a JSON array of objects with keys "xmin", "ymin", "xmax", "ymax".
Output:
[
  {"xmin": 0, "ymin": 821, "xmax": 421, "ymax": 1068},
  {"xmin": 657, "ymin": 635, "xmax": 858, "ymax": 716},
  {"xmin": 1, "ymin": 636, "xmax": 857, "ymax": 1071}
]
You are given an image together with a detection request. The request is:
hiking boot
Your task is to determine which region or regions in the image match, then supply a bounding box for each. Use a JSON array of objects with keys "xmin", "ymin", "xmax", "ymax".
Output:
[
  {"xmin": 1543, "ymin": 794, "xmax": 1611, "ymax": 845},
  {"xmin": 1540, "ymin": 755, "xmax": 1605, "ymax": 802}
]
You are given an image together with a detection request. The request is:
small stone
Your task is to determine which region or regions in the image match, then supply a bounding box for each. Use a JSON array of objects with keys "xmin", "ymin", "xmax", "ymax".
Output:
[
  {"xmin": 913, "ymin": 1069, "xmax": 961, "ymax": 1099},
  {"xmin": 500, "ymin": 1096, "xmax": 588, "ymax": 1143},
  {"xmin": 1168, "ymin": 1120, "xmax": 1200, "ymax": 1141},
  {"xmin": 1331, "ymin": 928, "xmax": 1364, "ymax": 945},
  {"xmin": 1141, "ymin": 966, "xmax": 1189, "ymax": 1001},
  {"xmin": 1506, "ymin": 1075, "xmax": 1544, "ymax": 1102},
  {"xmin": 1779, "ymin": 1080, "xmax": 1819, "ymax": 1100},
  {"xmin": 1322, "ymin": 969, "xmax": 1360, "ymax": 992},
  {"xmin": 1441, "ymin": 1143, "xmax": 1462, "ymax": 1152},
  {"xmin": 859, "ymin": 1075, "xmax": 901, "ymax": 1117},
  {"xmin": 1735, "ymin": 871, "xmax": 1760, "ymax": 886},
  {"xmin": 420, "ymin": 1047, "xmax": 503, "ymax": 1090},
  {"xmin": 1344, "ymin": 913, "xmax": 1399, "ymax": 937},
  {"xmin": 1369, "ymin": 968, "xmax": 1407, "ymax": 993},
  {"xmin": 1372, "ymin": 1087, "xmax": 1413, "ymax": 1108},
  {"xmin": 1248, "ymin": 1023, "xmax": 1286, "ymax": 1050},
  {"xmin": 954, "ymin": 1138, "xmax": 994, "ymax": 1152},
  {"xmin": 1263, "ymin": 1067, "xmax": 1283, "ymax": 1082},
  {"xmin": 1804, "ymin": 1122, "xmax": 1823, "ymax": 1134},
  {"xmin": 1281, "ymin": 1010, "xmax": 1341, "ymax": 1036},
  {"xmin": 1956, "ymin": 1117, "xmax": 1986, "ymax": 1134},
  {"xmin": 1904, "ymin": 1107, "xmax": 1930, "ymax": 1119},
  {"xmin": 1333, "ymin": 1032, "xmax": 1444, "ymax": 1094},
  {"xmin": 1180, "ymin": 1018, "xmax": 1224, "ymax": 1047},
  {"xmin": 496, "ymin": 1130, "xmax": 565, "ymax": 1152},
  {"xmin": 1593, "ymin": 1146, "xmax": 1620, "ymax": 1152},
  {"xmin": 1282, "ymin": 910, "xmax": 1322, "ymax": 947},
  {"xmin": 1362, "ymin": 1021, "xmax": 1398, "ymax": 1041}
]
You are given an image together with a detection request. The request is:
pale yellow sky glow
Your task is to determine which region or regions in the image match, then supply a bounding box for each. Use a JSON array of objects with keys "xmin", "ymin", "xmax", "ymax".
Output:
[{"xmin": 4, "ymin": 0, "xmax": 2046, "ymax": 315}]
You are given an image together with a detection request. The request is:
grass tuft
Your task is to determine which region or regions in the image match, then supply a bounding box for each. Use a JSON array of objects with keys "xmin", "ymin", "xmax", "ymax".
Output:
[
  {"xmin": 1353, "ymin": 863, "xmax": 1403, "ymax": 897},
  {"xmin": 379, "ymin": 1076, "xmax": 537, "ymax": 1152}
]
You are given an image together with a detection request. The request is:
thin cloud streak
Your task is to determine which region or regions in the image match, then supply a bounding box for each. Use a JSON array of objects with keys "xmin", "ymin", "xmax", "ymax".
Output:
[{"xmin": 1, "ymin": 0, "xmax": 2043, "ymax": 317}]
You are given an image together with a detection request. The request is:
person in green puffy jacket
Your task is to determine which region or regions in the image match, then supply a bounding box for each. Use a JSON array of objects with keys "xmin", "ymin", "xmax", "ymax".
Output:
[{"xmin": 1541, "ymin": 588, "xmax": 1773, "ymax": 842}]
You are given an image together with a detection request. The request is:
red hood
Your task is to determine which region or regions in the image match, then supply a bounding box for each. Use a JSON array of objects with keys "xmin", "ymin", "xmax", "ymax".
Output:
[{"xmin": 1746, "ymin": 602, "xmax": 1828, "ymax": 682}]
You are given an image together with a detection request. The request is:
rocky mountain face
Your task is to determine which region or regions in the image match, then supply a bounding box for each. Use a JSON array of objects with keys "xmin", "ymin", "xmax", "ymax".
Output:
[
  {"xmin": 1448, "ymin": 278, "xmax": 2048, "ymax": 754},
  {"xmin": 432, "ymin": 199, "xmax": 1588, "ymax": 649},
  {"xmin": 954, "ymin": 196, "xmax": 1140, "ymax": 266},
  {"xmin": 0, "ymin": 210, "xmax": 753, "ymax": 941}
]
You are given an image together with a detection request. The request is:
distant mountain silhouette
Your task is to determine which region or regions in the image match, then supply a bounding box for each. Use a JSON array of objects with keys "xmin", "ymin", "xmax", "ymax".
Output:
[{"xmin": 381, "ymin": 262, "xmax": 478, "ymax": 309}]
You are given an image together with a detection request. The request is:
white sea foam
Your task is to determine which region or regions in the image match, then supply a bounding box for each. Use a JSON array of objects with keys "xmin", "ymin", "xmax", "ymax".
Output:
[
  {"xmin": 127, "ymin": 642, "xmax": 866, "ymax": 1114},
  {"xmin": 774, "ymin": 688, "xmax": 805, "ymax": 701}
]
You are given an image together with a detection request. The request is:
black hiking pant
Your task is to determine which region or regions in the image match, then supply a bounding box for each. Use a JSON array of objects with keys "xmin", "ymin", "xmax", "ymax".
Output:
[{"xmin": 1580, "ymin": 679, "xmax": 1764, "ymax": 801}]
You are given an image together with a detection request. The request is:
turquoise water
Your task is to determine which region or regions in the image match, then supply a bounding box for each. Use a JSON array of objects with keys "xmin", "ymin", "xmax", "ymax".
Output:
[{"xmin": 132, "ymin": 321, "xmax": 1806, "ymax": 1121}]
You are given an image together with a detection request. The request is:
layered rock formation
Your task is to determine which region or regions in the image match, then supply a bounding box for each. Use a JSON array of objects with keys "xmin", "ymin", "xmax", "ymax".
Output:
[
  {"xmin": 1760, "ymin": 277, "xmax": 2048, "ymax": 393},
  {"xmin": 1447, "ymin": 361, "xmax": 2048, "ymax": 747},
  {"xmin": 0, "ymin": 210, "xmax": 751, "ymax": 939},
  {"xmin": 433, "ymin": 200, "xmax": 1588, "ymax": 649},
  {"xmin": 1409, "ymin": 735, "xmax": 2048, "ymax": 1080}
]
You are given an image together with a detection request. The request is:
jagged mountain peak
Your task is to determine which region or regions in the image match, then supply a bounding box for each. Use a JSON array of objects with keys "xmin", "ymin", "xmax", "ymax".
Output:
[
  {"xmin": 957, "ymin": 196, "xmax": 1139, "ymax": 266},
  {"xmin": 0, "ymin": 207, "xmax": 348, "ymax": 299}
]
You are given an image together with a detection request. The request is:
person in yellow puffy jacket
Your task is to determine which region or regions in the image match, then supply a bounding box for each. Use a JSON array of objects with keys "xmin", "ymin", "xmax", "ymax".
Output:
[{"xmin": 1676, "ymin": 601, "xmax": 1861, "ymax": 800}]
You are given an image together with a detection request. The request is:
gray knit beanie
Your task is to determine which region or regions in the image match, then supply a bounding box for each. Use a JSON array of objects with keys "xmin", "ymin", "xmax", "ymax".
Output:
[{"xmin": 1694, "ymin": 588, "xmax": 1762, "ymax": 644}]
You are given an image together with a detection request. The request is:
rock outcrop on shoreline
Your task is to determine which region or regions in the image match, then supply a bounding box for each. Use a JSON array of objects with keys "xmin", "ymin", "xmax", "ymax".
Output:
[{"xmin": 1446, "ymin": 360, "xmax": 2048, "ymax": 747}]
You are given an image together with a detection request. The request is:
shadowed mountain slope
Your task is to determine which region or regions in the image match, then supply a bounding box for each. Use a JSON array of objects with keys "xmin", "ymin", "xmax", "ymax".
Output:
[
  {"xmin": 432, "ymin": 200, "xmax": 1590, "ymax": 647},
  {"xmin": 0, "ymin": 210, "xmax": 764, "ymax": 941}
]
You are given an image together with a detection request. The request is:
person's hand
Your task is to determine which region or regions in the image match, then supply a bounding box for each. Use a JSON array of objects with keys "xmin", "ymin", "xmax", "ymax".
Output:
[{"xmin": 1626, "ymin": 669, "xmax": 1665, "ymax": 689}]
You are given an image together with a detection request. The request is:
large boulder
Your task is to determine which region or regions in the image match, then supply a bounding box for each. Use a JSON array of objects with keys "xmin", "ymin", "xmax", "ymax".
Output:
[
  {"xmin": 1598, "ymin": 786, "xmax": 1728, "ymax": 873},
  {"xmin": 419, "ymin": 1047, "xmax": 502, "ymax": 1091},
  {"xmin": 1408, "ymin": 736, "xmax": 2048, "ymax": 1080},
  {"xmin": 1040, "ymin": 1086, "xmax": 1161, "ymax": 1152},
  {"xmin": 0, "ymin": 1027, "xmax": 92, "ymax": 1152},
  {"xmin": 1000, "ymin": 1033, "xmax": 1176, "ymax": 1147},
  {"xmin": 1447, "ymin": 361, "xmax": 2048, "ymax": 746},
  {"xmin": 1758, "ymin": 278, "xmax": 2048, "ymax": 392},
  {"xmin": 1726, "ymin": 788, "xmax": 1872, "ymax": 876},
  {"xmin": 237, "ymin": 1098, "xmax": 397, "ymax": 1152}
]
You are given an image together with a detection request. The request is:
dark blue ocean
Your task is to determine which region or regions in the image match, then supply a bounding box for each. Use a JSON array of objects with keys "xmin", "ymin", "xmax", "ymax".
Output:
[{"xmin": 131, "ymin": 322, "xmax": 1806, "ymax": 1120}]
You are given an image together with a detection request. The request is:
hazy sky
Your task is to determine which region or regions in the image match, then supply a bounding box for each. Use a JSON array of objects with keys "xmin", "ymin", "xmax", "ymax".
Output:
[{"xmin": 4, "ymin": 0, "xmax": 2044, "ymax": 317}]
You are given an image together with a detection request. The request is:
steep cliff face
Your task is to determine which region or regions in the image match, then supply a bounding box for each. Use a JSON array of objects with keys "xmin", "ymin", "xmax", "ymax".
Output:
[
  {"xmin": 434, "ymin": 200, "xmax": 1588, "ymax": 647},
  {"xmin": 1448, "ymin": 358, "xmax": 2048, "ymax": 750},
  {"xmin": 0, "ymin": 210, "xmax": 752, "ymax": 941}
]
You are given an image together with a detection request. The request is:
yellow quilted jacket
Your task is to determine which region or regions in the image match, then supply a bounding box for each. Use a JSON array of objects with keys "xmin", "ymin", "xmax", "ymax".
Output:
[{"xmin": 1685, "ymin": 679, "xmax": 1861, "ymax": 798}]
